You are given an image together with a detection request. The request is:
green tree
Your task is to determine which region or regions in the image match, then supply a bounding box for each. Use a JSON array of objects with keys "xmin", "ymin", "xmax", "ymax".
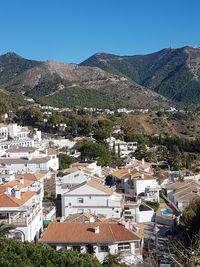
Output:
[
  {"xmin": 58, "ymin": 154, "xmax": 77, "ymax": 170},
  {"xmin": 0, "ymin": 222, "xmax": 15, "ymax": 239},
  {"xmin": 77, "ymin": 141, "xmax": 112, "ymax": 166},
  {"xmin": 172, "ymin": 145, "xmax": 182, "ymax": 170},
  {"xmin": 179, "ymin": 196, "xmax": 200, "ymax": 237},
  {"xmin": 0, "ymin": 239, "xmax": 102, "ymax": 267},
  {"xmin": 0, "ymin": 98, "xmax": 9, "ymax": 115},
  {"xmin": 93, "ymin": 119, "xmax": 113, "ymax": 142}
]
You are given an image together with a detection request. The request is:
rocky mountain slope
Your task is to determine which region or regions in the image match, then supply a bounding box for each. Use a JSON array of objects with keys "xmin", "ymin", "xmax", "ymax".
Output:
[
  {"xmin": 0, "ymin": 53, "xmax": 169, "ymax": 109},
  {"xmin": 81, "ymin": 46, "xmax": 200, "ymax": 106}
]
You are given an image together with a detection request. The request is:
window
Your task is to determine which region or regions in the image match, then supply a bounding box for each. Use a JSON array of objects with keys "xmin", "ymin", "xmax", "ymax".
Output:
[
  {"xmin": 134, "ymin": 241, "xmax": 140, "ymax": 249},
  {"xmin": 72, "ymin": 246, "xmax": 81, "ymax": 253},
  {"xmin": 89, "ymin": 196, "xmax": 92, "ymax": 199},
  {"xmin": 77, "ymin": 198, "xmax": 84, "ymax": 204},
  {"xmin": 99, "ymin": 245, "xmax": 108, "ymax": 252},
  {"xmin": 118, "ymin": 242, "xmax": 130, "ymax": 251}
]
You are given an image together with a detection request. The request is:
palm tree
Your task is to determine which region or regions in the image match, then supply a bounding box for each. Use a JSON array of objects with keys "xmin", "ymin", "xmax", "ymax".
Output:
[{"xmin": 0, "ymin": 222, "xmax": 15, "ymax": 239}]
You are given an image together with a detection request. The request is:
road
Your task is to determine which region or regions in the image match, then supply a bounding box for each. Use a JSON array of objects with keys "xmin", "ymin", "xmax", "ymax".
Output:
[{"xmin": 143, "ymin": 222, "xmax": 175, "ymax": 266}]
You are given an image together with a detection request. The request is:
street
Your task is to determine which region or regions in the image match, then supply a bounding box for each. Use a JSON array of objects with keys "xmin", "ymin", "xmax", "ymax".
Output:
[{"xmin": 143, "ymin": 222, "xmax": 174, "ymax": 266}]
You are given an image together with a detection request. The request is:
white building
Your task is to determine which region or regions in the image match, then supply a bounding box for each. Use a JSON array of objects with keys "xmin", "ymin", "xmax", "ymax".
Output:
[
  {"xmin": 106, "ymin": 137, "xmax": 137, "ymax": 158},
  {"xmin": 112, "ymin": 160, "xmax": 160, "ymax": 202},
  {"xmin": 0, "ymin": 147, "xmax": 59, "ymax": 173},
  {"xmin": 0, "ymin": 123, "xmax": 36, "ymax": 151},
  {"xmin": 5, "ymin": 146, "xmax": 39, "ymax": 159},
  {"xmin": 166, "ymin": 180, "xmax": 200, "ymax": 212},
  {"xmin": 56, "ymin": 177, "xmax": 123, "ymax": 221},
  {"xmin": 0, "ymin": 172, "xmax": 45, "ymax": 241},
  {"xmin": 39, "ymin": 221, "xmax": 144, "ymax": 265},
  {"xmin": 123, "ymin": 201, "xmax": 154, "ymax": 223},
  {"xmin": 0, "ymin": 156, "xmax": 58, "ymax": 173}
]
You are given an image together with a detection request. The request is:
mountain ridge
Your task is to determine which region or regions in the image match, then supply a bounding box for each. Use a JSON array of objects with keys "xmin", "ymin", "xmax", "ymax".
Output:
[
  {"xmin": 0, "ymin": 52, "xmax": 170, "ymax": 109},
  {"xmin": 80, "ymin": 46, "xmax": 200, "ymax": 106}
]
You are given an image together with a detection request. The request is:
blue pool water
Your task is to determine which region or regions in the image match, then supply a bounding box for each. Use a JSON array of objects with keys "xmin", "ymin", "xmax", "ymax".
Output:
[{"xmin": 162, "ymin": 209, "xmax": 172, "ymax": 215}]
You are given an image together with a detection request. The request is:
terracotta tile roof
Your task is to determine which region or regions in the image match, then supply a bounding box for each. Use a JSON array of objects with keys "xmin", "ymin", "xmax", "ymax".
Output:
[
  {"xmin": 48, "ymin": 148, "xmax": 57, "ymax": 155},
  {"xmin": 0, "ymin": 172, "xmax": 44, "ymax": 193},
  {"xmin": 15, "ymin": 172, "xmax": 44, "ymax": 181},
  {"xmin": 166, "ymin": 180, "xmax": 199, "ymax": 190},
  {"xmin": 0, "ymin": 179, "xmax": 33, "ymax": 191},
  {"xmin": 64, "ymin": 213, "xmax": 106, "ymax": 223},
  {"xmin": 39, "ymin": 222, "xmax": 142, "ymax": 244},
  {"xmin": 167, "ymin": 180, "xmax": 200, "ymax": 202},
  {"xmin": 0, "ymin": 186, "xmax": 6, "ymax": 194},
  {"xmin": 0, "ymin": 157, "xmax": 51, "ymax": 164},
  {"xmin": 67, "ymin": 178, "xmax": 113, "ymax": 195},
  {"xmin": 0, "ymin": 191, "xmax": 35, "ymax": 207},
  {"xmin": 87, "ymin": 178, "xmax": 113, "ymax": 194},
  {"xmin": 112, "ymin": 167, "xmax": 154, "ymax": 181},
  {"xmin": 7, "ymin": 146, "xmax": 36, "ymax": 153}
]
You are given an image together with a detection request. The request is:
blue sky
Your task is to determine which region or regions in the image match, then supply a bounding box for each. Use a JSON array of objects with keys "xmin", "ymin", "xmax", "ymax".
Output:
[{"xmin": 0, "ymin": 0, "xmax": 200, "ymax": 63}]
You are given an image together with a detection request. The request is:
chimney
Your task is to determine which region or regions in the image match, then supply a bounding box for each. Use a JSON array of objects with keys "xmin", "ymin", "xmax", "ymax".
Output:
[
  {"xmin": 95, "ymin": 225, "xmax": 100, "ymax": 234},
  {"xmin": 89, "ymin": 217, "xmax": 95, "ymax": 223},
  {"xmin": 128, "ymin": 168, "xmax": 131, "ymax": 174},
  {"xmin": 141, "ymin": 173, "xmax": 144, "ymax": 179},
  {"xmin": 125, "ymin": 221, "xmax": 130, "ymax": 230},
  {"xmin": 142, "ymin": 158, "xmax": 145, "ymax": 165},
  {"xmin": 6, "ymin": 187, "xmax": 12, "ymax": 195},
  {"xmin": 20, "ymin": 177, "xmax": 24, "ymax": 184},
  {"xmin": 15, "ymin": 189, "xmax": 21, "ymax": 199}
]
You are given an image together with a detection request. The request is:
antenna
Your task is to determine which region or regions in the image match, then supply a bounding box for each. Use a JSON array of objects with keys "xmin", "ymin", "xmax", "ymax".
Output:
[{"xmin": 169, "ymin": 41, "xmax": 172, "ymax": 49}]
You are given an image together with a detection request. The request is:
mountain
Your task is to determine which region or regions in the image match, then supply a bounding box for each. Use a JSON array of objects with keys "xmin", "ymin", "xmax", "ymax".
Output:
[
  {"xmin": 0, "ymin": 53, "xmax": 169, "ymax": 109},
  {"xmin": 80, "ymin": 46, "xmax": 200, "ymax": 106},
  {"xmin": 0, "ymin": 52, "xmax": 41, "ymax": 86}
]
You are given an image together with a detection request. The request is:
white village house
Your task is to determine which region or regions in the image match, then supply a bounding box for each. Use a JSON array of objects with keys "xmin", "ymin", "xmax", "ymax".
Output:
[
  {"xmin": 0, "ymin": 172, "xmax": 45, "ymax": 241},
  {"xmin": 0, "ymin": 147, "xmax": 59, "ymax": 173},
  {"xmin": 112, "ymin": 159, "xmax": 160, "ymax": 202},
  {"xmin": 39, "ymin": 221, "xmax": 144, "ymax": 265},
  {"xmin": 56, "ymin": 176, "xmax": 123, "ymax": 221},
  {"xmin": 166, "ymin": 180, "xmax": 200, "ymax": 212},
  {"xmin": 106, "ymin": 137, "xmax": 137, "ymax": 158}
]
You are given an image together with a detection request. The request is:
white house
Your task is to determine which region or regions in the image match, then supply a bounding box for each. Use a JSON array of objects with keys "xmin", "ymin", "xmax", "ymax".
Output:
[
  {"xmin": 39, "ymin": 221, "xmax": 144, "ymax": 265},
  {"xmin": 0, "ymin": 124, "xmax": 9, "ymax": 141},
  {"xmin": 56, "ymin": 177, "xmax": 124, "ymax": 221},
  {"xmin": 0, "ymin": 123, "xmax": 35, "ymax": 151},
  {"xmin": 123, "ymin": 201, "xmax": 154, "ymax": 223},
  {"xmin": 69, "ymin": 161, "xmax": 102, "ymax": 177},
  {"xmin": 106, "ymin": 137, "xmax": 137, "ymax": 158},
  {"xmin": 112, "ymin": 160, "xmax": 160, "ymax": 202},
  {"xmin": 8, "ymin": 124, "xmax": 30, "ymax": 140},
  {"xmin": 0, "ymin": 172, "xmax": 45, "ymax": 241},
  {"xmin": 166, "ymin": 180, "xmax": 200, "ymax": 212},
  {"xmin": 56, "ymin": 170, "xmax": 89, "ymax": 190},
  {"xmin": 0, "ymin": 147, "xmax": 59, "ymax": 173},
  {"xmin": 5, "ymin": 146, "xmax": 39, "ymax": 159}
]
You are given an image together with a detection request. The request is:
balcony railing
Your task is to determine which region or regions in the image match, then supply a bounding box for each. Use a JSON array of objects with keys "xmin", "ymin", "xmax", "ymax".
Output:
[
  {"xmin": 10, "ymin": 217, "xmax": 27, "ymax": 226},
  {"xmin": 0, "ymin": 207, "xmax": 41, "ymax": 227}
]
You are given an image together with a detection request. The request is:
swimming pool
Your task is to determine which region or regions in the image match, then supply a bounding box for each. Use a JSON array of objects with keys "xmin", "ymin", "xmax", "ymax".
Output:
[{"xmin": 161, "ymin": 209, "xmax": 172, "ymax": 215}]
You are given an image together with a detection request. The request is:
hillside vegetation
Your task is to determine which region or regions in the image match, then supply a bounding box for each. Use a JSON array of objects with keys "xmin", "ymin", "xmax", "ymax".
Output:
[
  {"xmin": 0, "ymin": 52, "xmax": 170, "ymax": 109},
  {"xmin": 81, "ymin": 46, "xmax": 200, "ymax": 106}
]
